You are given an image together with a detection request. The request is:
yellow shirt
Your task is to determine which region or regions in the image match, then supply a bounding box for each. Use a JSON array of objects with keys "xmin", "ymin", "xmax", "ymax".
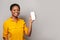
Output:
[{"xmin": 3, "ymin": 17, "xmax": 28, "ymax": 40}]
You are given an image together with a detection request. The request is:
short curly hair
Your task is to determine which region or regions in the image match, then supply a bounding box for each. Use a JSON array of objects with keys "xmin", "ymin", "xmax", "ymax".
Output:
[{"xmin": 10, "ymin": 3, "xmax": 20, "ymax": 11}]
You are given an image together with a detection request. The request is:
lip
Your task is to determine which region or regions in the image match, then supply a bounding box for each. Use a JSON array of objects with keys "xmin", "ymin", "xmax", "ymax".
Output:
[
  {"xmin": 15, "ymin": 13, "xmax": 18, "ymax": 14},
  {"xmin": 14, "ymin": 13, "xmax": 19, "ymax": 16},
  {"xmin": 13, "ymin": 13, "xmax": 17, "ymax": 15}
]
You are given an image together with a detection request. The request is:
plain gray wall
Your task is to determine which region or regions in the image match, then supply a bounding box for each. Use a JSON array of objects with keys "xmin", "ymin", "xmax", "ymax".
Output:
[{"xmin": 0, "ymin": 0, "xmax": 60, "ymax": 40}]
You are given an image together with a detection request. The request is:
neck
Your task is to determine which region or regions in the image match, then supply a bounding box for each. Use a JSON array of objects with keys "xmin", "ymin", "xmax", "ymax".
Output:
[{"xmin": 11, "ymin": 16, "xmax": 18, "ymax": 22}]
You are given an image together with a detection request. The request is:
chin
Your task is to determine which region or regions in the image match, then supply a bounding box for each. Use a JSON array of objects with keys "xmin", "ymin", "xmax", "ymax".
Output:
[{"xmin": 14, "ymin": 16, "xmax": 18, "ymax": 18}]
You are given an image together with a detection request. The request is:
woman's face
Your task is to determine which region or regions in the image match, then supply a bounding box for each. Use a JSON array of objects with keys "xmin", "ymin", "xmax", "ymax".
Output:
[{"xmin": 11, "ymin": 6, "xmax": 20, "ymax": 17}]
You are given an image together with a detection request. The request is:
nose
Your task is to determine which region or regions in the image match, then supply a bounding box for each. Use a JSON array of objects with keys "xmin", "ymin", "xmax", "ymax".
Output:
[
  {"xmin": 15, "ymin": 10, "xmax": 19, "ymax": 13},
  {"xmin": 15, "ymin": 10, "xmax": 20, "ymax": 15}
]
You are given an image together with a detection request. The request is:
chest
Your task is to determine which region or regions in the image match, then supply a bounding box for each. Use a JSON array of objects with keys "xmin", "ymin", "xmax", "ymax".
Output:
[{"xmin": 8, "ymin": 21, "xmax": 24, "ymax": 33}]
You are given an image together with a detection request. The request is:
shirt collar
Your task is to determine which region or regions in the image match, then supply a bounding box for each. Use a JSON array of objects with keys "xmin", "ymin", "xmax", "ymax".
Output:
[{"xmin": 9, "ymin": 17, "xmax": 20, "ymax": 22}]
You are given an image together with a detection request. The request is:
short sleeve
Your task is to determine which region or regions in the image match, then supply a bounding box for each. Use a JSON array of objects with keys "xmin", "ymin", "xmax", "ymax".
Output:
[
  {"xmin": 23, "ymin": 21, "xmax": 28, "ymax": 35},
  {"xmin": 3, "ymin": 22, "xmax": 8, "ymax": 38}
]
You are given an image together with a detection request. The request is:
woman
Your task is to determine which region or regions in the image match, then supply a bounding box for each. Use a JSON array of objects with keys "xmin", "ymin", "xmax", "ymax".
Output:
[{"xmin": 3, "ymin": 3, "xmax": 33, "ymax": 40}]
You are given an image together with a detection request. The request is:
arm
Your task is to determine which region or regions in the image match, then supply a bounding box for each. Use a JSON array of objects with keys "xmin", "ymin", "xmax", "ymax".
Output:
[
  {"xmin": 27, "ymin": 16, "xmax": 33, "ymax": 37},
  {"xmin": 3, "ymin": 37, "xmax": 8, "ymax": 40},
  {"xmin": 24, "ymin": 16, "xmax": 33, "ymax": 37},
  {"xmin": 3, "ymin": 22, "xmax": 8, "ymax": 40}
]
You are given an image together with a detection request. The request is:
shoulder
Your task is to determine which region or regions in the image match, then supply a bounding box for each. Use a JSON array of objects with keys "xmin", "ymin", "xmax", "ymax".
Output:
[
  {"xmin": 19, "ymin": 18, "xmax": 26, "ymax": 24},
  {"xmin": 3, "ymin": 18, "xmax": 10, "ymax": 24},
  {"xmin": 20, "ymin": 18, "xmax": 25, "ymax": 21}
]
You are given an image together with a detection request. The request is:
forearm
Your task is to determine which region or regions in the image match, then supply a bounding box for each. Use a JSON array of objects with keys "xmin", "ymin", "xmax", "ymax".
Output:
[
  {"xmin": 28, "ymin": 22, "xmax": 32, "ymax": 36},
  {"xmin": 3, "ymin": 37, "xmax": 8, "ymax": 40}
]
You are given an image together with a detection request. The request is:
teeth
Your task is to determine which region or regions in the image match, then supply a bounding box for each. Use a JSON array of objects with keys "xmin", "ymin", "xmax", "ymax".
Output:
[
  {"xmin": 15, "ymin": 13, "xmax": 18, "ymax": 15},
  {"xmin": 15, "ymin": 13, "xmax": 17, "ymax": 14}
]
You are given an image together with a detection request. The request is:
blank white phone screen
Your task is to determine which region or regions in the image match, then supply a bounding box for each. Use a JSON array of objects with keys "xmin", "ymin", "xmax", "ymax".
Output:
[{"xmin": 30, "ymin": 11, "xmax": 35, "ymax": 20}]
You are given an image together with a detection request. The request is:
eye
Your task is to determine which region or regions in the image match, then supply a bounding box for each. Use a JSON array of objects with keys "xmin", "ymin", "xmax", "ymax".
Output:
[
  {"xmin": 14, "ymin": 10, "xmax": 16, "ymax": 11},
  {"xmin": 16, "ymin": 9, "xmax": 20, "ymax": 11},
  {"xmin": 16, "ymin": 8, "xmax": 20, "ymax": 11}
]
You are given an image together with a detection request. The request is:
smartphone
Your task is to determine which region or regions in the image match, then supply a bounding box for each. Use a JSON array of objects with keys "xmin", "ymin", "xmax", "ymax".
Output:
[{"xmin": 30, "ymin": 11, "xmax": 35, "ymax": 20}]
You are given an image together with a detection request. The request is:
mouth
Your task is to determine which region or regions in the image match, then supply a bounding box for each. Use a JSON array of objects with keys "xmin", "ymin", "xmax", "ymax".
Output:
[
  {"xmin": 15, "ymin": 13, "xmax": 18, "ymax": 14},
  {"xmin": 14, "ymin": 13, "xmax": 19, "ymax": 16},
  {"xmin": 15, "ymin": 13, "xmax": 19, "ymax": 15}
]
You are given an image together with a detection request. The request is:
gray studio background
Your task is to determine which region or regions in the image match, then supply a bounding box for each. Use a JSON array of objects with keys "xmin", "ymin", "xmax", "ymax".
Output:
[{"xmin": 0, "ymin": 0, "xmax": 60, "ymax": 40}]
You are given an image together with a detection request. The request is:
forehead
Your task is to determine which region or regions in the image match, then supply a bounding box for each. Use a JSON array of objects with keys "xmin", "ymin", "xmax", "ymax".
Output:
[
  {"xmin": 12, "ymin": 6, "xmax": 19, "ymax": 9},
  {"xmin": 12, "ymin": 6, "xmax": 19, "ymax": 8}
]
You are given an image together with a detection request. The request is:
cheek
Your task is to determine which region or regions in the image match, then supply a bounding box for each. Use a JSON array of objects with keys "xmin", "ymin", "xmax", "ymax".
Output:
[
  {"xmin": 11, "ymin": 11, "xmax": 15, "ymax": 13},
  {"xmin": 11, "ymin": 11, "xmax": 15, "ymax": 15},
  {"xmin": 11, "ymin": 11, "xmax": 20, "ymax": 16}
]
